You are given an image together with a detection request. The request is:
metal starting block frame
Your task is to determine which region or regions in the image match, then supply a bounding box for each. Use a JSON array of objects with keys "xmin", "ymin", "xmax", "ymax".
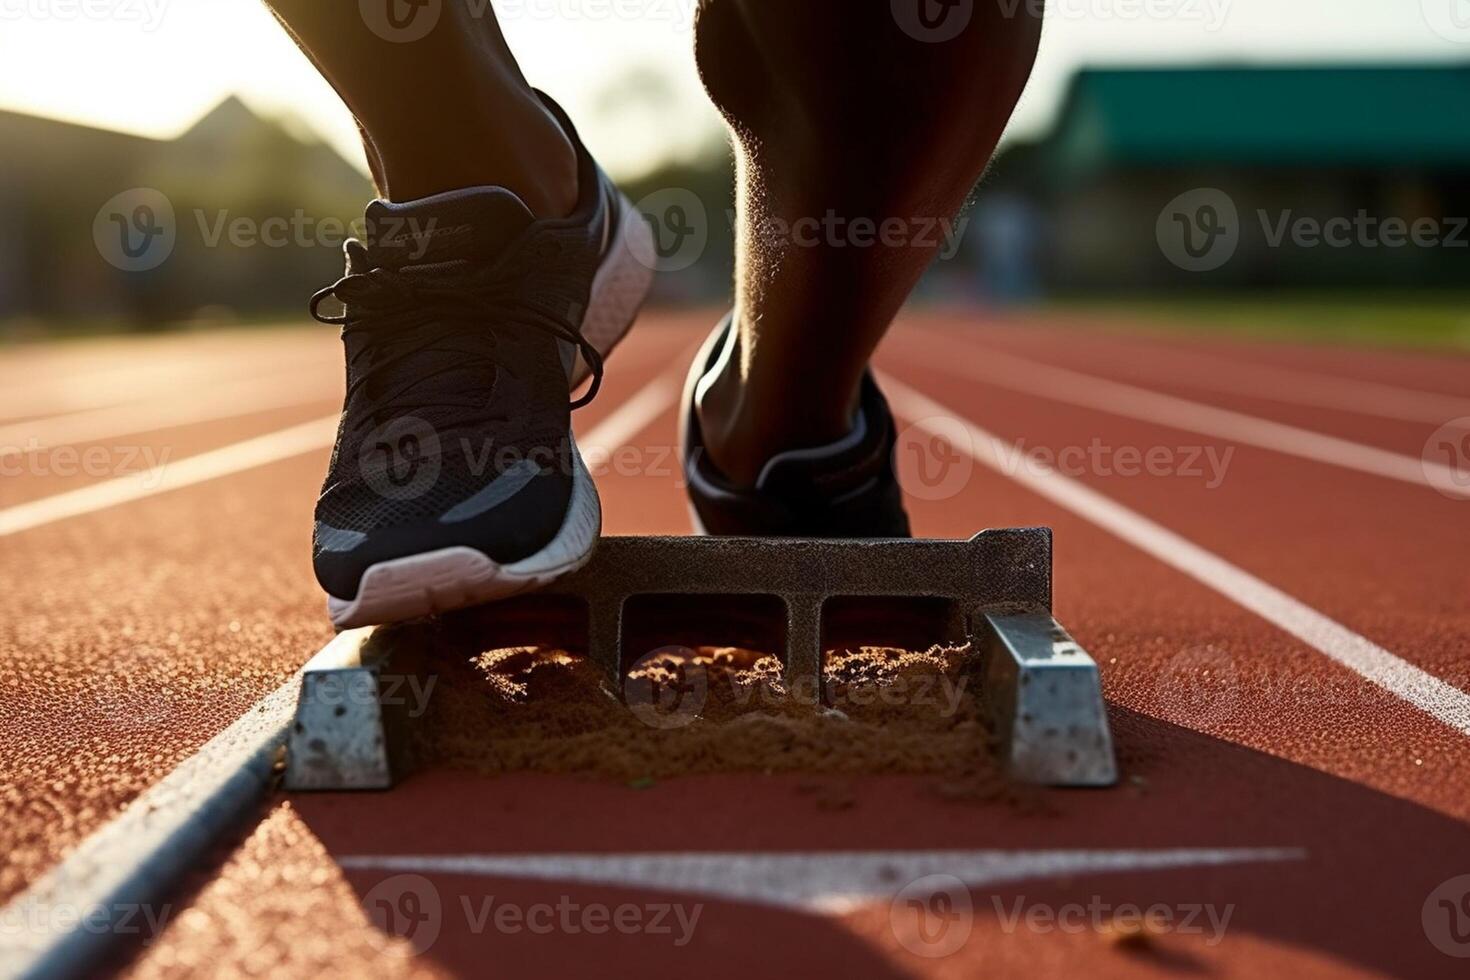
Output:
[{"xmin": 285, "ymin": 528, "xmax": 1117, "ymax": 791}]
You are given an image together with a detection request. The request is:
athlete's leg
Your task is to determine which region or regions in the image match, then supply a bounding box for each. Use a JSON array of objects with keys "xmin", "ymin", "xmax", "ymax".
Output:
[
  {"xmin": 263, "ymin": 0, "xmax": 577, "ymax": 213},
  {"xmin": 274, "ymin": 2, "xmax": 657, "ymax": 626},
  {"xmin": 693, "ymin": 0, "xmax": 1042, "ymax": 485}
]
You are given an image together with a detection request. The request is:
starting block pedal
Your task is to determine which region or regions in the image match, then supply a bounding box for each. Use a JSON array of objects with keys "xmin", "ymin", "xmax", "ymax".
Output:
[{"xmin": 284, "ymin": 528, "xmax": 1116, "ymax": 791}]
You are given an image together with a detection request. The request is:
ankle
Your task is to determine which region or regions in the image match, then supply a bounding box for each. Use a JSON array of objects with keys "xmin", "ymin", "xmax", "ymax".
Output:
[
  {"xmin": 696, "ymin": 342, "xmax": 859, "ymax": 488},
  {"xmin": 375, "ymin": 95, "xmax": 579, "ymax": 217}
]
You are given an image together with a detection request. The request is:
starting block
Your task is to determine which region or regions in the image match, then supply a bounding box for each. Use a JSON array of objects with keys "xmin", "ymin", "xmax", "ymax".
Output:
[{"xmin": 284, "ymin": 528, "xmax": 1116, "ymax": 791}]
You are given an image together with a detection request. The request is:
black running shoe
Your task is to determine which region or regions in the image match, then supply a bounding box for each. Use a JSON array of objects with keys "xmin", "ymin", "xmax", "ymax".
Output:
[
  {"xmin": 311, "ymin": 97, "xmax": 654, "ymax": 628},
  {"xmin": 680, "ymin": 313, "xmax": 912, "ymax": 538}
]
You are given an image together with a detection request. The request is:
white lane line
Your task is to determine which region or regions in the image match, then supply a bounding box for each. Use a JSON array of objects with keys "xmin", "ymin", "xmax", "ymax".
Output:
[
  {"xmin": 0, "ymin": 364, "xmax": 229, "ymax": 420},
  {"xmin": 0, "ymin": 358, "xmax": 688, "ymax": 541},
  {"xmin": 0, "ymin": 370, "xmax": 684, "ymax": 979},
  {"xmin": 933, "ymin": 330, "xmax": 1470, "ymax": 428},
  {"xmin": 894, "ymin": 341, "xmax": 1470, "ymax": 499},
  {"xmin": 576, "ymin": 374, "xmax": 681, "ymax": 460},
  {"xmin": 0, "ymin": 415, "xmax": 342, "ymax": 539},
  {"xmin": 1128, "ymin": 353, "xmax": 1470, "ymax": 428},
  {"xmin": 0, "ymin": 371, "xmax": 340, "ymax": 454},
  {"xmin": 0, "ymin": 354, "xmax": 339, "ymax": 422},
  {"xmin": 0, "ymin": 631, "xmax": 359, "ymax": 980},
  {"xmin": 883, "ymin": 376, "xmax": 1470, "ymax": 738},
  {"xmin": 339, "ymin": 848, "xmax": 1305, "ymax": 914}
]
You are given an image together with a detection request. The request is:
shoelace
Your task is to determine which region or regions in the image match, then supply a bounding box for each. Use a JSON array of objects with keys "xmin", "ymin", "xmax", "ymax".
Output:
[{"xmin": 309, "ymin": 262, "xmax": 604, "ymax": 430}]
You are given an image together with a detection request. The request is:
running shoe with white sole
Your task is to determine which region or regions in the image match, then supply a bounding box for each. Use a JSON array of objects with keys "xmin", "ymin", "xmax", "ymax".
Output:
[
  {"xmin": 680, "ymin": 313, "xmax": 912, "ymax": 538},
  {"xmin": 311, "ymin": 97, "xmax": 655, "ymax": 629}
]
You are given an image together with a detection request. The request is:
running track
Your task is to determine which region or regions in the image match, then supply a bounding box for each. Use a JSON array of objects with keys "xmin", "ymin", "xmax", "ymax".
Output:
[{"xmin": 2, "ymin": 309, "xmax": 1469, "ymax": 977}]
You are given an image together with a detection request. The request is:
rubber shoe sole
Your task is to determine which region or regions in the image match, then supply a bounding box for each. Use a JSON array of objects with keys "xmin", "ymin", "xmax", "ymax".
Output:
[{"xmin": 326, "ymin": 435, "xmax": 602, "ymax": 628}]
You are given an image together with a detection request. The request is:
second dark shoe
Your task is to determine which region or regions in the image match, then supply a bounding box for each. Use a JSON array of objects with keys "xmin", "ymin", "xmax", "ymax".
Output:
[{"xmin": 680, "ymin": 313, "xmax": 912, "ymax": 538}]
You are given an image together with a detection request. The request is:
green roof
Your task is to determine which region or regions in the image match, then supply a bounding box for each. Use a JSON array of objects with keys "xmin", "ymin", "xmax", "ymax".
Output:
[{"xmin": 1046, "ymin": 63, "xmax": 1470, "ymax": 174}]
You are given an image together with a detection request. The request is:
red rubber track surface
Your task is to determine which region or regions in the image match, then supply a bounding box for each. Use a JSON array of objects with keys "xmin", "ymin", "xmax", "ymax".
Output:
[{"xmin": 2, "ymin": 312, "xmax": 1468, "ymax": 978}]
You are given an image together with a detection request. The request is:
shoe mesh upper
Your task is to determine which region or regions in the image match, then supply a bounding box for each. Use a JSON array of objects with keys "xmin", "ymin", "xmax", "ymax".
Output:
[{"xmin": 313, "ymin": 191, "xmax": 599, "ymax": 539}]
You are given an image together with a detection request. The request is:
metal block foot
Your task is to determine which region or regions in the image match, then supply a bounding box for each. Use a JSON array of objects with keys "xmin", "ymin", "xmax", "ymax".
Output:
[
  {"xmin": 283, "ymin": 626, "xmax": 429, "ymax": 791},
  {"xmin": 980, "ymin": 611, "xmax": 1117, "ymax": 786}
]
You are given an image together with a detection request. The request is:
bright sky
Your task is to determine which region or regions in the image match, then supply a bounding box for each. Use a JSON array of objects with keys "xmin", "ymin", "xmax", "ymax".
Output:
[{"xmin": 1, "ymin": 0, "xmax": 1466, "ymax": 178}]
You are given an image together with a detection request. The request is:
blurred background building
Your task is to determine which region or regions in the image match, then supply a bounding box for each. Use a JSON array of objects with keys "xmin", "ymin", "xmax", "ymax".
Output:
[
  {"xmin": 984, "ymin": 62, "xmax": 1470, "ymax": 294},
  {"xmin": 0, "ymin": 0, "xmax": 1467, "ymax": 337},
  {"xmin": 0, "ymin": 98, "xmax": 369, "ymax": 330}
]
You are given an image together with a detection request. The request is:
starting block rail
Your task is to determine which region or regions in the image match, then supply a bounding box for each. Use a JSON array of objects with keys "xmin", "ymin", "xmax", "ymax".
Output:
[{"xmin": 285, "ymin": 528, "xmax": 1117, "ymax": 791}]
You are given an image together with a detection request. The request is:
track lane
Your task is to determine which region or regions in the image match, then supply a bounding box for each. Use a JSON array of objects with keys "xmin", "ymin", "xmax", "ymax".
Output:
[
  {"xmin": 130, "ymin": 316, "xmax": 1470, "ymax": 978},
  {"xmin": 897, "ymin": 331, "xmax": 1465, "ymax": 495},
  {"xmin": 922, "ymin": 321, "xmax": 1470, "ymax": 459},
  {"xmin": 1000, "ymin": 310, "xmax": 1470, "ymax": 395},
  {"xmin": 874, "ymin": 365, "xmax": 1470, "ymax": 808},
  {"xmin": 0, "ymin": 368, "xmax": 342, "ymax": 452},
  {"xmin": 129, "ymin": 373, "xmax": 1470, "ymax": 980},
  {"xmin": 0, "ymin": 326, "xmax": 342, "ymax": 422},
  {"xmin": 8, "ymin": 312, "xmax": 1470, "ymax": 978},
  {"xmin": 0, "ymin": 322, "xmax": 694, "ymax": 905},
  {"xmin": 1, "ymin": 451, "xmax": 336, "ymax": 905},
  {"xmin": 0, "ymin": 402, "xmax": 342, "ymax": 509},
  {"xmin": 0, "ymin": 322, "xmax": 698, "ymax": 508},
  {"xmin": 887, "ymin": 331, "xmax": 1470, "ymax": 700}
]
